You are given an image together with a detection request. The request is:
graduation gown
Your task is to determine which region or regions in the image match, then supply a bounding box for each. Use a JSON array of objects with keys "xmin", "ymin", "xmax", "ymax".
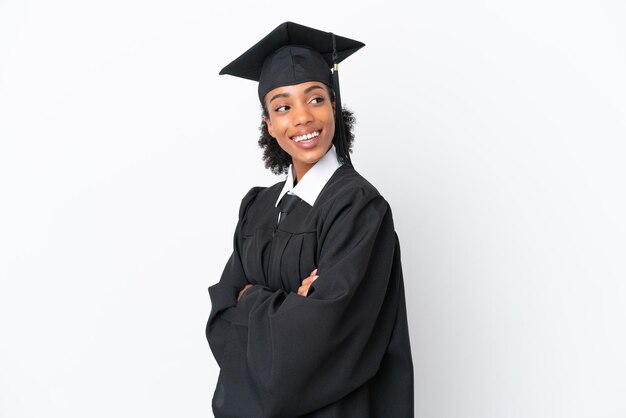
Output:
[{"xmin": 206, "ymin": 164, "xmax": 414, "ymax": 417}]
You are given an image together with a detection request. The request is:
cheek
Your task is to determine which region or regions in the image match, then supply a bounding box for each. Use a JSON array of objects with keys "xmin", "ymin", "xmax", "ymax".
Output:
[
  {"xmin": 268, "ymin": 117, "xmax": 288, "ymax": 137},
  {"xmin": 266, "ymin": 120, "xmax": 282, "ymax": 139},
  {"xmin": 324, "ymin": 112, "xmax": 336, "ymax": 133},
  {"xmin": 313, "ymin": 106, "xmax": 335, "ymax": 126},
  {"xmin": 272, "ymin": 129, "xmax": 291, "ymax": 147}
]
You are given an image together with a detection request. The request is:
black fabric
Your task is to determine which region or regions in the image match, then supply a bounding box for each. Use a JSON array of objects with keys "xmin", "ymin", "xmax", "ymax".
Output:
[
  {"xmin": 258, "ymin": 45, "xmax": 332, "ymax": 103},
  {"xmin": 330, "ymin": 63, "xmax": 352, "ymax": 168},
  {"xmin": 277, "ymin": 194, "xmax": 301, "ymax": 227},
  {"xmin": 218, "ymin": 21, "xmax": 365, "ymax": 102},
  {"xmin": 206, "ymin": 165, "xmax": 414, "ymax": 417}
]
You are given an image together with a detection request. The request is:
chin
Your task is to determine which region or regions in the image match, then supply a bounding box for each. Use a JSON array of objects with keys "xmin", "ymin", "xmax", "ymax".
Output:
[{"xmin": 299, "ymin": 146, "xmax": 327, "ymax": 159}]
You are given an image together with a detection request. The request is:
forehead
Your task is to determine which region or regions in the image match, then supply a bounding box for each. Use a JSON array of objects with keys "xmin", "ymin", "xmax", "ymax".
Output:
[{"xmin": 264, "ymin": 81, "xmax": 331, "ymax": 103}]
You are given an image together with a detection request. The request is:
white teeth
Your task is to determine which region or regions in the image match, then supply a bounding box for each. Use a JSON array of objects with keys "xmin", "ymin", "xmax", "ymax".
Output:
[{"xmin": 292, "ymin": 130, "xmax": 320, "ymax": 142}]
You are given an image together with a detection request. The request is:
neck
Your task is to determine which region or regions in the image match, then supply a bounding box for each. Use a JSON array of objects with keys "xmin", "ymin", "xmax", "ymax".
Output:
[{"xmin": 293, "ymin": 161, "xmax": 314, "ymax": 184}]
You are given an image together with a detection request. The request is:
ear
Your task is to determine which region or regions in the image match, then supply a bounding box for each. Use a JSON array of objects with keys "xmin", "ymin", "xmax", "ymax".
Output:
[{"xmin": 263, "ymin": 115, "xmax": 275, "ymax": 138}]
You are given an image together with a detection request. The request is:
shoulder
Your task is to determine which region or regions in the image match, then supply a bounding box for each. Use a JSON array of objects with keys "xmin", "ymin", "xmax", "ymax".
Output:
[
  {"xmin": 315, "ymin": 166, "xmax": 398, "ymax": 249},
  {"xmin": 319, "ymin": 165, "xmax": 391, "ymax": 219},
  {"xmin": 323, "ymin": 165, "xmax": 387, "ymax": 204},
  {"xmin": 330, "ymin": 165, "xmax": 379, "ymax": 190},
  {"xmin": 236, "ymin": 180, "xmax": 284, "ymax": 220}
]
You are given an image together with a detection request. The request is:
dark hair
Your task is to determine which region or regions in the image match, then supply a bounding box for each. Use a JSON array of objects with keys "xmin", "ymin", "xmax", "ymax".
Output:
[{"xmin": 258, "ymin": 88, "xmax": 356, "ymax": 175}]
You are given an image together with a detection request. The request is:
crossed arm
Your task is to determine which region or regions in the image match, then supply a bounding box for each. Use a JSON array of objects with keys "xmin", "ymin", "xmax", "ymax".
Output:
[{"xmin": 236, "ymin": 268, "xmax": 319, "ymax": 301}]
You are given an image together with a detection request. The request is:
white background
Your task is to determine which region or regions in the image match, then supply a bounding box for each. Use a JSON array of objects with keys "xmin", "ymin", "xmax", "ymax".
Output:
[{"xmin": 1, "ymin": 0, "xmax": 625, "ymax": 417}]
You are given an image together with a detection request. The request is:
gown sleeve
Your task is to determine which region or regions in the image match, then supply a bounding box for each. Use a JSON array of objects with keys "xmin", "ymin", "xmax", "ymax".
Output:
[
  {"xmin": 209, "ymin": 185, "xmax": 402, "ymax": 417},
  {"xmin": 205, "ymin": 186, "xmax": 263, "ymax": 368}
]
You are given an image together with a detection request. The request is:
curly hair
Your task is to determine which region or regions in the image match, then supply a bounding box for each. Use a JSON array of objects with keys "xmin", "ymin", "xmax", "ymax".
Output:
[{"xmin": 258, "ymin": 89, "xmax": 356, "ymax": 175}]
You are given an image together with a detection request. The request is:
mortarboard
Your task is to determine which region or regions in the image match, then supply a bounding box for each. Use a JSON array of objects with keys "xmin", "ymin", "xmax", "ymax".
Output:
[{"xmin": 219, "ymin": 21, "xmax": 365, "ymax": 167}]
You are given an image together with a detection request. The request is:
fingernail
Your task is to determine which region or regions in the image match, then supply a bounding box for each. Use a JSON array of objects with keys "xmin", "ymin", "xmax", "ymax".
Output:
[
  {"xmin": 313, "ymin": 275, "xmax": 319, "ymax": 281},
  {"xmin": 312, "ymin": 268, "xmax": 318, "ymax": 274}
]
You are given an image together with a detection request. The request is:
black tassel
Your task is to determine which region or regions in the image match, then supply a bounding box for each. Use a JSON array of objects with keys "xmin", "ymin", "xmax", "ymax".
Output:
[{"xmin": 330, "ymin": 33, "xmax": 353, "ymax": 168}]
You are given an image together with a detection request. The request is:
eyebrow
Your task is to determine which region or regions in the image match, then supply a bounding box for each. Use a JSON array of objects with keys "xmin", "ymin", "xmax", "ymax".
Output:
[
  {"xmin": 304, "ymin": 85, "xmax": 324, "ymax": 94},
  {"xmin": 268, "ymin": 84, "xmax": 325, "ymax": 104},
  {"xmin": 268, "ymin": 92, "xmax": 289, "ymax": 103}
]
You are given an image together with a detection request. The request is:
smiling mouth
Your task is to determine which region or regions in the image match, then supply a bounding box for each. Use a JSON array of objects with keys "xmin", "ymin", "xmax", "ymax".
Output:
[{"xmin": 291, "ymin": 130, "xmax": 321, "ymax": 142}]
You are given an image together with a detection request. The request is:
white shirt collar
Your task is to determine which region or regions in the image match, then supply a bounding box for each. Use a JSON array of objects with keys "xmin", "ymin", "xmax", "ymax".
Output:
[{"xmin": 275, "ymin": 145, "xmax": 342, "ymax": 207}]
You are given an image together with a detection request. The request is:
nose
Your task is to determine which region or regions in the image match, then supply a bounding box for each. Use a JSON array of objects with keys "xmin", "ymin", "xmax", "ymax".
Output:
[{"xmin": 292, "ymin": 102, "xmax": 313, "ymax": 126}]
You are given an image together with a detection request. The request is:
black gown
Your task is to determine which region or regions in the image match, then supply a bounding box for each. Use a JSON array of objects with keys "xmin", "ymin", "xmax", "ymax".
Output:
[{"xmin": 206, "ymin": 164, "xmax": 414, "ymax": 418}]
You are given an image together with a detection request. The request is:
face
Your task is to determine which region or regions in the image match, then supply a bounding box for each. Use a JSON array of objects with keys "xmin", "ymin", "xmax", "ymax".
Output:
[{"xmin": 263, "ymin": 81, "xmax": 336, "ymax": 179}]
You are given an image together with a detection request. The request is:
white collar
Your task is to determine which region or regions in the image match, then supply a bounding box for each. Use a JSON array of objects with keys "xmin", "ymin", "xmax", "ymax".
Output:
[{"xmin": 275, "ymin": 145, "xmax": 342, "ymax": 207}]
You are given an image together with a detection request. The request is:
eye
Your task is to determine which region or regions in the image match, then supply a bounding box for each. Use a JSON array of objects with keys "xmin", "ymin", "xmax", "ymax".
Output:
[
  {"xmin": 309, "ymin": 96, "xmax": 325, "ymax": 104},
  {"xmin": 275, "ymin": 104, "xmax": 290, "ymax": 112}
]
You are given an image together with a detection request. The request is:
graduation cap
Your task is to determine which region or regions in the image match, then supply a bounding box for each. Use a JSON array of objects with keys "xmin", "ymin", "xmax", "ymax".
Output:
[{"xmin": 219, "ymin": 21, "xmax": 365, "ymax": 167}]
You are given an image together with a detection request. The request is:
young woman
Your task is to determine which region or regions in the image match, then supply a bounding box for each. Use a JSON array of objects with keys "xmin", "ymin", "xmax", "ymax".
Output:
[{"xmin": 206, "ymin": 22, "xmax": 414, "ymax": 417}]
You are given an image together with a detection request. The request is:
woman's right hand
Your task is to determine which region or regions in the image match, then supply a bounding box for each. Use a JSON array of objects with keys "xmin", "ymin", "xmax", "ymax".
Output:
[
  {"xmin": 298, "ymin": 269, "xmax": 319, "ymax": 297},
  {"xmin": 237, "ymin": 283, "xmax": 254, "ymax": 302}
]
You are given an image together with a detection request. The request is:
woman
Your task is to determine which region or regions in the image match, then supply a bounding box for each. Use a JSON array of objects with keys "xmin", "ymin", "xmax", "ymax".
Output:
[{"xmin": 206, "ymin": 22, "xmax": 414, "ymax": 417}]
